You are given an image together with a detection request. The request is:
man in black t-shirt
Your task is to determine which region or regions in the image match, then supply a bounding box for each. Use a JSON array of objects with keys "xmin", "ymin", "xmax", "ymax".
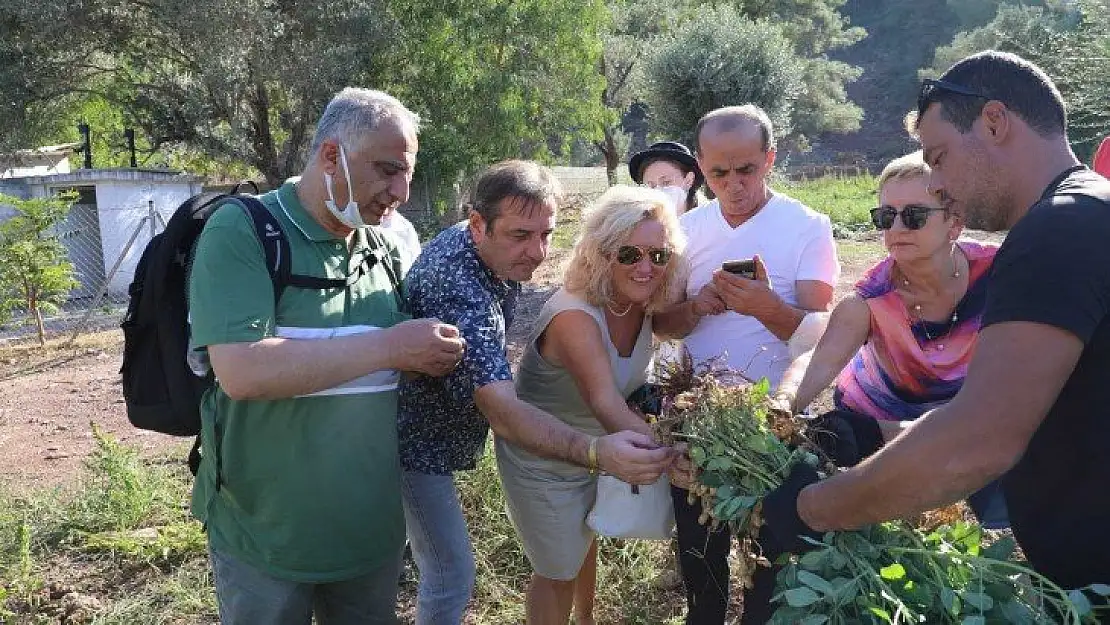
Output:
[{"xmin": 754, "ymin": 49, "xmax": 1110, "ymax": 602}]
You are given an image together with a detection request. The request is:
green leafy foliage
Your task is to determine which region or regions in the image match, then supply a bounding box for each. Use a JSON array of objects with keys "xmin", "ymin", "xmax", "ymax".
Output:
[
  {"xmin": 3, "ymin": 0, "xmax": 610, "ymax": 201},
  {"xmin": 731, "ymin": 0, "xmax": 866, "ymax": 146},
  {"xmin": 659, "ymin": 367, "xmax": 1099, "ymax": 624},
  {"xmin": 767, "ymin": 520, "xmax": 1094, "ymax": 623},
  {"xmin": 388, "ymin": 0, "xmax": 610, "ymax": 210},
  {"xmin": 644, "ymin": 2, "xmax": 863, "ymax": 151},
  {"xmin": 924, "ymin": 0, "xmax": 1110, "ymax": 161},
  {"xmin": 593, "ymin": 0, "xmax": 692, "ymax": 181},
  {"xmin": 645, "ymin": 8, "xmax": 805, "ymax": 146},
  {"xmin": 0, "ymin": 192, "xmax": 79, "ymax": 346}
]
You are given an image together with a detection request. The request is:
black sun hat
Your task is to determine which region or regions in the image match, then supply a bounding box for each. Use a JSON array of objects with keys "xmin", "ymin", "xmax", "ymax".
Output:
[{"xmin": 628, "ymin": 141, "xmax": 702, "ymax": 185}]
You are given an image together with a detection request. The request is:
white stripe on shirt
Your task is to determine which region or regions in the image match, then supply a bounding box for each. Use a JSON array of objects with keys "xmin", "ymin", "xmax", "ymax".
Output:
[{"xmin": 275, "ymin": 325, "xmax": 400, "ymax": 397}]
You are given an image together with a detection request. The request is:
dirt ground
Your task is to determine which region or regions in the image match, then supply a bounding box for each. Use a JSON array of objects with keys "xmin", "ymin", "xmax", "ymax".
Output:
[
  {"xmin": 1, "ymin": 229, "xmax": 982, "ymax": 493},
  {"xmin": 0, "ymin": 243, "xmax": 569, "ymax": 493}
]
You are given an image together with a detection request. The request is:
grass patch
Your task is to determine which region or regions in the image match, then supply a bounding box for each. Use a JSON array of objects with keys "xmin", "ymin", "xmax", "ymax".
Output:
[
  {"xmin": 776, "ymin": 174, "xmax": 878, "ymax": 237},
  {"xmin": 89, "ymin": 558, "xmax": 216, "ymax": 625},
  {"xmin": 552, "ymin": 194, "xmax": 589, "ymax": 250},
  {"xmin": 3, "ymin": 428, "xmax": 683, "ymax": 623},
  {"xmin": 836, "ymin": 238, "xmax": 886, "ymax": 266},
  {"xmin": 0, "ymin": 429, "xmax": 210, "ymax": 623}
]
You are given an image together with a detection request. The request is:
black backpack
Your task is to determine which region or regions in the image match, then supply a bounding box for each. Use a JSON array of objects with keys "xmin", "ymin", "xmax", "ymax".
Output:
[{"xmin": 119, "ymin": 183, "xmax": 402, "ymax": 474}]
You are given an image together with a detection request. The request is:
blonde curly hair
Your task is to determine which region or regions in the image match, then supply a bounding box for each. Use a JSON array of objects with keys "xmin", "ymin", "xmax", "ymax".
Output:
[{"xmin": 563, "ymin": 185, "xmax": 686, "ymax": 313}]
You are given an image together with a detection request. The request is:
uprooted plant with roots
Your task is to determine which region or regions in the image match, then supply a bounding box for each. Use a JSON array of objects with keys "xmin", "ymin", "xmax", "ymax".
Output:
[{"xmin": 647, "ymin": 353, "xmax": 1109, "ymax": 624}]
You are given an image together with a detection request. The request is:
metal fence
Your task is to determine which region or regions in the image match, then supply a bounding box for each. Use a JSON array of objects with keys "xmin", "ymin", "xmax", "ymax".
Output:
[
  {"xmin": 549, "ymin": 165, "xmax": 633, "ymax": 196},
  {"xmin": 0, "ymin": 201, "xmax": 167, "ymax": 344}
]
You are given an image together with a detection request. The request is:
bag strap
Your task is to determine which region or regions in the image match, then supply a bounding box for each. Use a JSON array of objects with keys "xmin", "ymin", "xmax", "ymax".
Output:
[
  {"xmin": 187, "ymin": 437, "xmax": 202, "ymax": 476},
  {"xmin": 229, "ymin": 180, "xmax": 261, "ymax": 195},
  {"xmin": 234, "ymin": 196, "xmax": 405, "ymax": 310},
  {"xmin": 234, "ymin": 196, "xmax": 347, "ymax": 302}
]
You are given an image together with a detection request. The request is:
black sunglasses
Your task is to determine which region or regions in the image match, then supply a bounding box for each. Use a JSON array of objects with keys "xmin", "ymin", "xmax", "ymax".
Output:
[
  {"xmin": 917, "ymin": 78, "xmax": 992, "ymax": 117},
  {"xmin": 870, "ymin": 204, "xmax": 947, "ymax": 230},
  {"xmin": 616, "ymin": 245, "xmax": 672, "ymax": 266}
]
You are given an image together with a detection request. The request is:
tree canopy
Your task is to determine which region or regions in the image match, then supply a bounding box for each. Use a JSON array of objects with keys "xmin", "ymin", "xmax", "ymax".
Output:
[
  {"xmin": 924, "ymin": 0, "xmax": 1110, "ymax": 161},
  {"xmin": 640, "ymin": 1, "xmax": 863, "ymax": 155},
  {"xmin": 3, "ymin": 0, "xmax": 609, "ymax": 196}
]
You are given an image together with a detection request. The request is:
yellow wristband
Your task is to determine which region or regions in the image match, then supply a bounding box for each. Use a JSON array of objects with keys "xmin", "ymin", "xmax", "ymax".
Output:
[{"xmin": 587, "ymin": 436, "xmax": 599, "ymax": 474}]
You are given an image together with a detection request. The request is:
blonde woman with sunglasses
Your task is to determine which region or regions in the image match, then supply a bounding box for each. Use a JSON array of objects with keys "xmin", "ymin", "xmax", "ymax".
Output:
[
  {"xmin": 495, "ymin": 185, "xmax": 685, "ymax": 624},
  {"xmin": 771, "ymin": 151, "xmax": 1008, "ymax": 528}
]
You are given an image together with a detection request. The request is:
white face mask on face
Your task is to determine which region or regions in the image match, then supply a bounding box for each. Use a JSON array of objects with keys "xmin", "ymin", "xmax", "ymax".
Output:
[
  {"xmin": 659, "ymin": 185, "xmax": 688, "ymax": 214},
  {"xmin": 324, "ymin": 144, "xmax": 365, "ymax": 228}
]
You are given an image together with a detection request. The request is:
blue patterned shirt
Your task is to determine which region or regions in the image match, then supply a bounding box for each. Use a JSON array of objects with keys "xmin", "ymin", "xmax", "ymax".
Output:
[{"xmin": 398, "ymin": 222, "xmax": 519, "ymax": 474}]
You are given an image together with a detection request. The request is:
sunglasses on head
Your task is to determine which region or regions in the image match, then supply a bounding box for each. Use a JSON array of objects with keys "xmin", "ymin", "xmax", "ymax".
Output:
[
  {"xmin": 870, "ymin": 204, "xmax": 947, "ymax": 230},
  {"xmin": 917, "ymin": 78, "xmax": 992, "ymax": 117},
  {"xmin": 616, "ymin": 245, "xmax": 672, "ymax": 266}
]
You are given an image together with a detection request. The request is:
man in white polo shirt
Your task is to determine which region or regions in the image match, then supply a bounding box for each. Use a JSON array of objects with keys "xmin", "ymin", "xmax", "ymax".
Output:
[{"xmin": 655, "ymin": 104, "xmax": 839, "ymax": 624}]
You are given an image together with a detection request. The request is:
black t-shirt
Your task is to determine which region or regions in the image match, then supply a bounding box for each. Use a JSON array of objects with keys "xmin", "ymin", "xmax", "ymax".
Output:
[{"xmin": 982, "ymin": 166, "xmax": 1110, "ymax": 589}]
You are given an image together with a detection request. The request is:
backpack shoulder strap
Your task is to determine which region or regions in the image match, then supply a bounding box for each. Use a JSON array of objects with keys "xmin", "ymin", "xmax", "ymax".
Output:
[
  {"xmin": 234, "ymin": 195, "xmax": 349, "ymax": 301},
  {"xmin": 365, "ymin": 226, "xmax": 405, "ymax": 293},
  {"xmin": 235, "ymin": 196, "xmax": 294, "ymax": 304},
  {"xmin": 234, "ymin": 200, "xmax": 400, "ymax": 302}
]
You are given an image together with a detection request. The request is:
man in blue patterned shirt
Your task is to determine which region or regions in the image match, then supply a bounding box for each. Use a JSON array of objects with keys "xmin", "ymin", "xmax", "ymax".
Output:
[{"xmin": 397, "ymin": 160, "xmax": 675, "ymax": 624}]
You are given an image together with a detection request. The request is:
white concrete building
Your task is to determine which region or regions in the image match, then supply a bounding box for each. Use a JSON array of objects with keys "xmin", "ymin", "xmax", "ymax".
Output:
[{"xmin": 0, "ymin": 168, "xmax": 203, "ymax": 299}]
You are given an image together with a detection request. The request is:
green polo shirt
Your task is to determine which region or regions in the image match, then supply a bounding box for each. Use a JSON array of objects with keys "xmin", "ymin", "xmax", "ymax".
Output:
[{"xmin": 188, "ymin": 181, "xmax": 409, "ymax": 582}]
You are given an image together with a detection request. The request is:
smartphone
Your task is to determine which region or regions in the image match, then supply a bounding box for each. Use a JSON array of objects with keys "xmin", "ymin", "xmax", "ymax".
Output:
[{"xmin": 722, "ymin": 258, "xmax": 757, "ymax": 280}]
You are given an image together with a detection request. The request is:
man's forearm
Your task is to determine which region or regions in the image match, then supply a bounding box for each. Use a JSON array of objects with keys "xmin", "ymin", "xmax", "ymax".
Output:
[
  {"xmin": 482, "ymin": 390, "xmax": 592, "ymax": 467},
  {"xmin": 209, "ymin": 330, "xmax": 400, "ymax": 401},
  {"xmin": 653, "ymin": 300, "xmax": 701, "ymax": 340},
  {"xmin": 757, "ymin": 299, "xmax": 807, "ymax": 341},
  {"xmin": 797, "ymin": 401, "xmax": 1016, "ymax": 531}
]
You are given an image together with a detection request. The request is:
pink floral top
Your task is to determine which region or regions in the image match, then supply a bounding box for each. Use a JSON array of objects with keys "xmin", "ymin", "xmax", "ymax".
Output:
[{"xmin": 833, "ymin": 241, "xmax": 999, "ymax": 421}]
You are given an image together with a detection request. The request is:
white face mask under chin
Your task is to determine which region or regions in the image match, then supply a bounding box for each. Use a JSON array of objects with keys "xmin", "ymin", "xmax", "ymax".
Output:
[
  {"xmin": 659, "ymin": 185, "xmax": 688, "ymax": 214},
  {"xmin": 324, "ymin": 144, "xmax": 366, "ymax": 228}
]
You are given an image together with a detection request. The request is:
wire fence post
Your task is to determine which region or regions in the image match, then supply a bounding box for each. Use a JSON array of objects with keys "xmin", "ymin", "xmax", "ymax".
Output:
[{"xmin": 64, "ymin": 213, "xmax": 154, "ymax": 346}]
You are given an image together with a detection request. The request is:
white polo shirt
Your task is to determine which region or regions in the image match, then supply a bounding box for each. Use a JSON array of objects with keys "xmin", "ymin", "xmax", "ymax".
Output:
[
  {"xmin": 678, "ymin": 193, "xmax": 839, "ymax": 386},
  {"xmin": 379, "ymin": 211, "xmax": 422, "ymax": 269}
]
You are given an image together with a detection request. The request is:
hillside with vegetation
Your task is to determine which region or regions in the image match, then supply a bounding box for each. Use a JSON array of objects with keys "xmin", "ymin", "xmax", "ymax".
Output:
[{"xmin": 816, "ymin": 0, "xmax": 1110, "ymax": 166}]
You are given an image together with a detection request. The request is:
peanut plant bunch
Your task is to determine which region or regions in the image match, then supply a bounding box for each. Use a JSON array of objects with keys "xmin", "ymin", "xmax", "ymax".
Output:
[{"xmin": 648, "ymin": 360, "xmax": 1108, "ymax": 624}]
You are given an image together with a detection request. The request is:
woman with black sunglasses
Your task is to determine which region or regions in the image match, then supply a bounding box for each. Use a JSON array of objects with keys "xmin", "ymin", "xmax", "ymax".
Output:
[
  {"xmin": 769, "ymin": 150, "xmax": 1009, "ymax": 533},
  {"xmin": 741, "ymin": 151, "xmax": 1009, "ymax": 623},
  {"xmin": 495, "ymin": 185, "xmax": 685, "ymax": 625}
]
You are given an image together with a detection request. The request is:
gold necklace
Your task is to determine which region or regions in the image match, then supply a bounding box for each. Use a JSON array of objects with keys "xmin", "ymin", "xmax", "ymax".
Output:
[
  {"xmin": 607, "ymin": 300, "xmax": 633, "ymax": 317},
  {"xmin": 900, "ymin": 251, "xmax": 963, "ymax": 351}
]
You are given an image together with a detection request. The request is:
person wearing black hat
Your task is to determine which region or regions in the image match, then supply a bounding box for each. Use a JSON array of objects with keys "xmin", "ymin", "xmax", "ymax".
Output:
[{"xmin": 629, "ymin": 141, "xmax": 705, "ymax": 214}]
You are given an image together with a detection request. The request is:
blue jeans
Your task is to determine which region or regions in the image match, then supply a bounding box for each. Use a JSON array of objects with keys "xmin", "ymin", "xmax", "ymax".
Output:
[
  {"xmin": 209, "ymin": 545, "xmax": 402, "ymax": 625},
  {"xmin": 401, "ymin": 471, "xmax": 477, "ymax": 625}
]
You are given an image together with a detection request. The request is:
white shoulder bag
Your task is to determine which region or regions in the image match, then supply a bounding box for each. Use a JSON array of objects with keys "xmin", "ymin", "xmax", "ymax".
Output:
[{"xmin": 586, "ymin": 474, "xmax": 675, "ymax": 540}]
